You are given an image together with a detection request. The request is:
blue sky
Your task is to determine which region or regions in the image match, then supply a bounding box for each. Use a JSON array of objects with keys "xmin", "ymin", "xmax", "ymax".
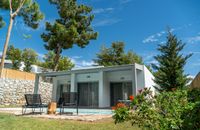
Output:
[{"xmin": 0, "ymin": 0, "xmax": 200, "ymax": 76}]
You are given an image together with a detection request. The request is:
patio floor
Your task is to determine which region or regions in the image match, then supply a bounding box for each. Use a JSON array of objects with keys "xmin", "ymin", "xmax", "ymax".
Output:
[{"xmin": 0, "ymin": 108, "xmax": 113, "ymax": 122}]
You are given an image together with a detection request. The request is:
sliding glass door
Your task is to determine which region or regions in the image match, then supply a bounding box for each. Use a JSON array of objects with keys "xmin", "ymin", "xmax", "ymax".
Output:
[
  {"xmin": 110, "ymin": 82, "xmax": 132, "ymax": 106},
  {"xmin": 78, "ymin": 82, "xmax": 99, "ymax": 107}
]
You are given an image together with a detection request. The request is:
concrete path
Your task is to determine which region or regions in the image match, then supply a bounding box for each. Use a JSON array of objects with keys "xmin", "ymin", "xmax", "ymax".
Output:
[{"xmin": 0, "ymin": 108, "xmax": 113, "ymax": 122}]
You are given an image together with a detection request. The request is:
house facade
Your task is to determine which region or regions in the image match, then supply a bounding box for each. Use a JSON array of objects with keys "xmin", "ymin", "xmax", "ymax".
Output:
[
  {"xmin": 34, "ymin": 63, "xmax": 155, "ymax": 108},
  {"xmin": 190, "ymin": 72, "xmax": 200, "ymax": 89}
]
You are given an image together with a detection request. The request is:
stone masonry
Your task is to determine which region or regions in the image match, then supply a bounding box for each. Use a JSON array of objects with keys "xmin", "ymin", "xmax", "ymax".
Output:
[{"xmin": 0, "ymin": 78, "xmax": 53, "ymax": 106}]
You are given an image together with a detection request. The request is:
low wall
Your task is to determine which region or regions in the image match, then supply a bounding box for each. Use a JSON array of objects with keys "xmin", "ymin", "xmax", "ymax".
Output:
[
  {"xmin": 2, "ymin": 68, "xmax": 36, "ymax": 81},
  {"xmin": 0, "ymin": 78, "xmax": 53, "ymax": 106}
]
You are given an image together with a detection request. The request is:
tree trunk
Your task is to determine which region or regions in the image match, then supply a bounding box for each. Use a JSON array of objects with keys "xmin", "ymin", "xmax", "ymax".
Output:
[
  {"xmin": 53, "ymin": 46, "xmax": 62, "ymax": 71},
  {"xmin": 0, "ymin": 16, "xmax": 14, "ymax": 78}
]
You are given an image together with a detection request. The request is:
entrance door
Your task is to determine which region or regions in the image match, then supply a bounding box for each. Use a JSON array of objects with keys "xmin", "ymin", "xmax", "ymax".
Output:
[
  {"xmin": 110, "ymin": 82, "xmax": 132, "ymax": 106},
  {"xmin": 78, "ymin": 82, "xmax": 99, "ymax": 107}
]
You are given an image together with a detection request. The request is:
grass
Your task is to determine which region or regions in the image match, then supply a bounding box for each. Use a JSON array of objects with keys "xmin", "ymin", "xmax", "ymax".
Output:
[{"xmin": 0, "ymin": 113, "xmax": 140, "ymax": 130}]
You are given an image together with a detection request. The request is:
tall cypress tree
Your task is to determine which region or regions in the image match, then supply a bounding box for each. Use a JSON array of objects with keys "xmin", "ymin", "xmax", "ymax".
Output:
[{"xmin": 152, "ymin": 31, "xmax": 192, "ymax": 92}]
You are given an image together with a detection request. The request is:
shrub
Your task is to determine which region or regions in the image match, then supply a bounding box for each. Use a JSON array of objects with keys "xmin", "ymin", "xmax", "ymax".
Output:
[
  {"xmin": 113, "ymin": 88, "xmax": 200, "ymax": 130},
  {"xmin": 182, "ymin": 88, "xmax": 200, "ymax": 129}
]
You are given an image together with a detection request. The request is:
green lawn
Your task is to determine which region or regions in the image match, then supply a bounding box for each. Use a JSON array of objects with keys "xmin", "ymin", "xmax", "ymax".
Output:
[{"xmin": 0, "ymin": 113, "xmax": 139, "ymax": 130}]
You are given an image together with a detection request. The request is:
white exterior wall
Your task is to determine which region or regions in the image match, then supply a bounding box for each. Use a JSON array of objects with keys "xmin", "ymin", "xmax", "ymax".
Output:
[
  {"xmin": 76, "ymin": 73, "xmax": 99, "ymax": 82},
  {"xmin": 49, "ymin": 64, "xmax": 155, "ymax": 107},
  {"xmin": 106, "ymin": 70, "xmax": 133, "ymax": 82},
  {"xmin": 136, "ymin": 69, "xmax": 145, "ymax": 93},
  {"xmin": 143, "ymin": 66, "xmax": 156, "ymax": 94}
]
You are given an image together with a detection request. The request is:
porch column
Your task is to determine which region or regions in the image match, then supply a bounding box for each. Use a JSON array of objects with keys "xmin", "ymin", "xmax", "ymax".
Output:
[
  {"xmin": 132, "ymin": 65, "xmax": 137, "ymax": 96},
  {"xmin": 71, "ymin": 73, "xmax": 76, "ymax": 92},
  {"xmin": 99, "ymin": 71, "xmax": 104, "ymax": 107},
  {"xmin": 51, "ymin": 77, "xmax": 58, "ymax": 102},
  {"xmin": 34, "ymin": 74, "xmax": 40, "ymax": 94}
]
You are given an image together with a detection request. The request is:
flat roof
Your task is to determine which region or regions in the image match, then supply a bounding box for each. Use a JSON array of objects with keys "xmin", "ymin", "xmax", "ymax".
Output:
[{"xmin": 37, "ymin": 63, "xmax": 143, "ymax": 77}]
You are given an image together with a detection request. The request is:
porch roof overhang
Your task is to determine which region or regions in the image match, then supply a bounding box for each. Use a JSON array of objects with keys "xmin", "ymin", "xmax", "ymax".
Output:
[{"xmin": 36, "ymin": 63, "xmax": 143, "ymax": 77}]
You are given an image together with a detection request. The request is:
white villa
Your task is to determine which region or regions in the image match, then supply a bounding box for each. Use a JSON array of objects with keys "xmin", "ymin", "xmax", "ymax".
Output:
[{"xmin": 34, "ymin": 63, "xmax": 155, "ymax": 108}]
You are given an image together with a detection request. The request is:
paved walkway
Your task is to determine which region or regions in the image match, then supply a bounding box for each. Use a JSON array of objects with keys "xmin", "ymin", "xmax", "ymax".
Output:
[{"xmin": 0, "ymin": 108, "xmax": 113, "ymax": 122}]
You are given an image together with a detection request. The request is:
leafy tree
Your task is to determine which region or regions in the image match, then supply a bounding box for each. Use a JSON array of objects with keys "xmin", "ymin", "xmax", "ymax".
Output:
[
  {"xmin": 57, "ymin": 57, "xmax": 74, "ymax": 71},
  {"xmin": 41, "ymin": 0, "xmax": 98, "ymax": 71},
  {"xmin": 152, "ymin": 31, "xmax": 192, "ymax": 92},
  {"xmin": 0, "ymin": 0, "xmax": 44, "ymax": 76},
  {"xmin": 6, "ymin": 45, "xmax": 22, "ymax": 70},
  {"xmin": 40, "ymin": 51, "xmax": 74, "ymax": 71},
  {"xmin": 94, "ymin": 42, "xmax": 143, "ymax": 66},
  {"xmin": 22, "ymin": 48, "xmax": 38, "ymax": 72}
]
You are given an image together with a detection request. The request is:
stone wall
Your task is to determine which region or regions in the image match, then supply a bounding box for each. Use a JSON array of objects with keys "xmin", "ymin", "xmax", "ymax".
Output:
[{"xmin": 0, "ymin": 78, "xmax": 53, "ymax": 106}]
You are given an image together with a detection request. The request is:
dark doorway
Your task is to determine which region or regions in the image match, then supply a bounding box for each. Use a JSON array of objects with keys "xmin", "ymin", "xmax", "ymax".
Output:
[
  {"xmin": 78, "ymin": 82, "xmax": 99, "ymax": 107},
  {"xmin": 110, "ymin": 82, "xmax": 132, "ymax": 106},
  {"xmin": 57, "ymin": 84, "xmax": 71, "ymax": 102}
]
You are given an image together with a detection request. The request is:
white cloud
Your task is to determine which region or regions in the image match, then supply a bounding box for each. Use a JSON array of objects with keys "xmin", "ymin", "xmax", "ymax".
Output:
[
  {"xmin": 35, "ymin": 53, "xmax": 96, "ymax": 68},
  {"xmin": 142, "ymin": 30, "xmax": 167, "ymax": 43},
  {"xmin": 120, "ymin": 0, "xmax": 132, "ymax": 4},
  {"xmin": 70, "ymin": 56, "xmax": 97, "ymax": 68},
  {"xmin": 142, "ymin": 35, "xmax": 159, "ymax": 43},
  {"xmin": 142, "ymin": 52, "xmax": 158, "ymax": 65},
  {"xmin": 146, "ymin": 60, "xmax": 158, "ymax": 65},
  {"xmin": 188, "ymin": 75, "xmax": 195, "ymax": 79},
  {"xmin": 93, "ymin": 8, "xmax": 114, "ymax": 14},
  {"xmin": 37, "ymin": 53, "xmax": 45, "ymax": 60},
  {"xmin": 187, "ymin": 35, "xmax": 200, "ymax": 44},
  {"xmin": 93, "ymin": 18, "xmax": 121, "ymax": 27},
  {"xmin": 142, "ymin": 23, "xmax": 194, "ymax": 44}
]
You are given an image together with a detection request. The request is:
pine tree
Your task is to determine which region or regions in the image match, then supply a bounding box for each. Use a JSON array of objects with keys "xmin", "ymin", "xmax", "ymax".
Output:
[
  {"xmin": 41, "ymin": 0, "xmax": 98, "ymax": 71},
  {"xmin": 152, "ymin": 31, "xmax": 192, "ymax": 92}
]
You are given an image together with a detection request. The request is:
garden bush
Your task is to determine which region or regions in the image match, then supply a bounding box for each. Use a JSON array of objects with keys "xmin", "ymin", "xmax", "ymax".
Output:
[
  {"xmin": 113, "ymin": 88, "xmax": 200, "ymax": 130},
  {"xmin": 182, "ymin": 88, "xmax": 200, "ymax": 129}
]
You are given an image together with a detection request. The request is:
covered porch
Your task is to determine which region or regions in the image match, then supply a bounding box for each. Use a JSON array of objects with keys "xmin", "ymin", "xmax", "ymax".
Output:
[{"xmin": 33, "ymin": 64, "xmax": 146, "ymax": 108}]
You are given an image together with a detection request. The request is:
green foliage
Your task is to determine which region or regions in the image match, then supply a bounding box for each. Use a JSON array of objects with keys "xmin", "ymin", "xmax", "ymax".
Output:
[
  {"xmin": 0, "ymin": 0, "xmax": 44, "ymax": 29},
  {"xmin": 182, "ymin": 88, "xmax": 200, "ymax": 129},
  {"xmin": 113, "ymin": 107, "xmax": 130, "ymax": 124},
  {"xmin": 40, "ymin": 51, "xmax": 74, "ymax": 71},
  {"xmin": 57, "ymin": 57, "xmax": 74, "ymax": 71},
  {"xmin": 187, "ymin": 88, "xmax": 200, "ymax": 102},
  {"xmin": 94, "ymin": 42, "xmax": 143, "ymax": 66},
  {"xmin": 6, "ymin": 45, "xmax": 22, "ymax": 70},
  {"xmin": 22, "ymin": 48, "xmax": 38, "ymax": 72},
  {"xmin": 113, "ymin": 88, "xmax": 200, "ymax": 130},
  {"xmin": 152, "ymin": 31, "xmax": 192, "ymax": 92},
  {"xmin": 0, "ymin": 16, "xmax": 5, "ymax": 28},
  {"xmin": 41, "ymin": 0, "xmax": 98, "ymax": 70}
]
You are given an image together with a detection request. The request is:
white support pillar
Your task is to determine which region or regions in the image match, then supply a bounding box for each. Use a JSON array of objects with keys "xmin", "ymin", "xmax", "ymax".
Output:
[
  {"xmin": 71, "ymin": 73, "xmax": 76, "ymax": 92},
  {"xmin": 51, "ymin": 77, "xmax": 58, "ymax": 102},
  {"xmin": 132, "ymin": 65, "xmax": 137, "ymax": 96},
  {"xmin": 34, "ymin": 74, "xmax": 40, "ymax": 94},
  {"xmin": 99, "ymin": 71, "xmax": 104, "ymax": 108}
]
